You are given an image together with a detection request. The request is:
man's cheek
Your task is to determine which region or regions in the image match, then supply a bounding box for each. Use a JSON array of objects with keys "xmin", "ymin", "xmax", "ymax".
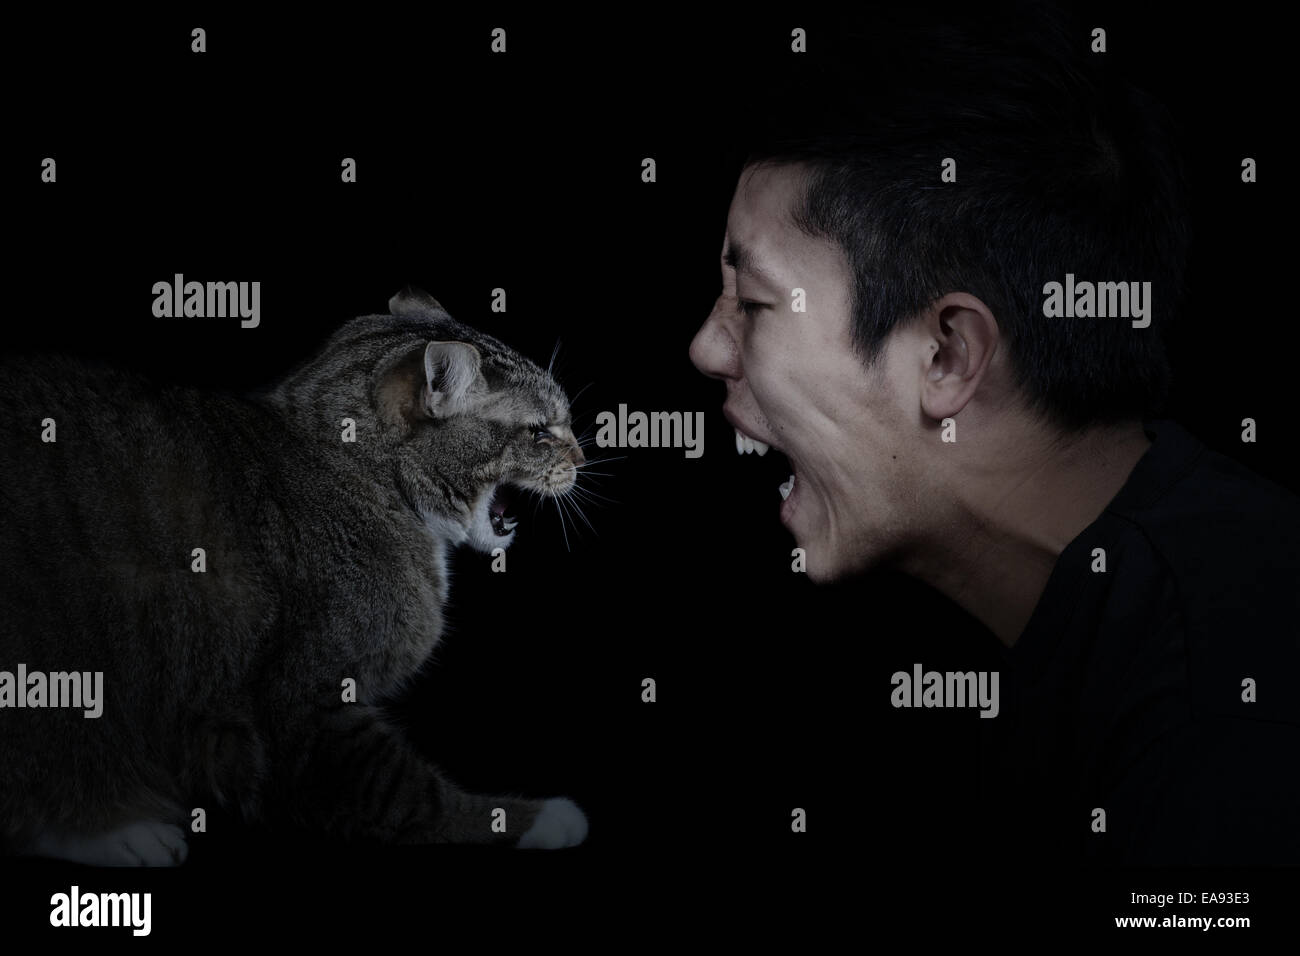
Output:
[{"xmin": 748, "ymin": 321, "xmax": 790, "ymax": 364}]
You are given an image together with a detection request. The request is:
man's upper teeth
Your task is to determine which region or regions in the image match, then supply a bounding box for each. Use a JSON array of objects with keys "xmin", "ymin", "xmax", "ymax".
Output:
[
  {"xmin": 734, "ymin": 427, "xmax": 768, "ymax": 456},
  {"xmin": 779, "ymin": 474, "xmax": 795, "ymax": 500}
]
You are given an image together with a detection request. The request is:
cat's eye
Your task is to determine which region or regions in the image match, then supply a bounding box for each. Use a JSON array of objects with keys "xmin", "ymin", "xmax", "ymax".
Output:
[{"xmin": 532, "ymin": 426, "xmax": 551, "ymax": 442}]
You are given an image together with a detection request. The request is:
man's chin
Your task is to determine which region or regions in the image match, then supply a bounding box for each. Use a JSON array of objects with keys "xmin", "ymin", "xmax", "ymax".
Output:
[
  {"xmin": 802, "ymin": 555, "xmax": 844, "ymax": 585},
  {"xmin": 791, "ymin": 538, "xmax": 834, "ymax": 583},
  {"xmin": 794, "ymin": 535, "xmax": 883, "ymax": 584}
]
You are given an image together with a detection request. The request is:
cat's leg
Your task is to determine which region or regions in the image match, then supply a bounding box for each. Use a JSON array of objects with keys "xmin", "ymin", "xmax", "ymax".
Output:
[
  {"xmin": 438, "ymin": 787, "xmax": 588, "ymax": 849},
  {"xmin": 184, "ymin": 711, "xmax": 268, "ymax": 822},
  {"xmin": 510, "ymin": 797, "xmax": 589, "ymax": 849},
  {"xmin": 20, "ymin": 821, "xmax": 189, "ymax": 866},
  {"xmin": 281, "ymin": 705, "xmax": 587, "ymax": 848}
]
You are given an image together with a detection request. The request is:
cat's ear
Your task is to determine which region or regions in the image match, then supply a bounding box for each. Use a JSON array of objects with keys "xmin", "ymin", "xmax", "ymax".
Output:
[
  {"xmin": 421, "ymin": 341, "xmax": 482, "ymax": 416},
  {"xmin": 389, "ymin": 286, "xmax": 445, "ymax": 318},
  {"xmin": 375, "ymin": 339, "xmax": 483, "ymax": 425}
]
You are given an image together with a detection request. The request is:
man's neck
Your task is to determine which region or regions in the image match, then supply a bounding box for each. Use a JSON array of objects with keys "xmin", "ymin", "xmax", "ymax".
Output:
[{"xmin": 908, "ymin": 421, "xmax": 1153, "ymax": 647}]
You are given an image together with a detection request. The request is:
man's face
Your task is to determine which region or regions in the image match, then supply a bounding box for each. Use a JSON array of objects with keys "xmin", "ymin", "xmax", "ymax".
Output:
[{"xmin": 689, "ymin": 162, "xmax": 920, "ymax": 582}]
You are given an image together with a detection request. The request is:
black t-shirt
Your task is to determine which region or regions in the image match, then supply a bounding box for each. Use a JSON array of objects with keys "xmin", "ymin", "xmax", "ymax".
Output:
[{"xmin": 979, "ymin": 419, "xmax": 1300, "ymax": 864}]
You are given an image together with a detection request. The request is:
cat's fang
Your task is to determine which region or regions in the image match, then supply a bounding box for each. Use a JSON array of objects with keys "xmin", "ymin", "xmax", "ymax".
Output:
[
  {"xmin": 735, "ymin": 428, "xmax": 744, "ymax": 455},
  {"xmin": 778, "ymin": 474, "xmax": 795, "ymax": 500}
]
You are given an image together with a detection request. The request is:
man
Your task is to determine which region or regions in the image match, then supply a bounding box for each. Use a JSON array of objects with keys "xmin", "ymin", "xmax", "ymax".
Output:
[{"xmin": 689, "ymin": 6, "xmax": 1300, "ymax": 863}]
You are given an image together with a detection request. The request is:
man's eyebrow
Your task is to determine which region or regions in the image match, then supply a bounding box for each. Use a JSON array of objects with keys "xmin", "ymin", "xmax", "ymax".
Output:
[{"xmin": 723, "ymin": 239, "xmax": 780, "ymax": 287}]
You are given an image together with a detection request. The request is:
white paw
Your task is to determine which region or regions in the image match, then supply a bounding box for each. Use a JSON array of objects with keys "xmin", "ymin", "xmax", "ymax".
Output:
[
  {"xmin": 29, "ymin": 821, "xmax": 189, "ymax": 867},
  {"xmin": 516, "ymin": 797, "xmax": 588, "ymax": 849}
]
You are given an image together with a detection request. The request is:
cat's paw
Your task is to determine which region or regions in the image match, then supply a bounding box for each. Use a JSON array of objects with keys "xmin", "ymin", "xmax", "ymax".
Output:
[
  {"xmin": 516, "ymin": 797, "xmax": 588, "ymax": 849},
  {"xmin": 28, "ymin": 821, "xmax": 189, "ymax": 867}
]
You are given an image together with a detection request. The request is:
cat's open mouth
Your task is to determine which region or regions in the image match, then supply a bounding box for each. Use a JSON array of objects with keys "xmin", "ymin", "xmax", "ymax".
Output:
[
  {"xmin": 468, "ymin": 477, "xmax": 567, "ymax": 553},
  {"xmin": 488, "ymin": 484, "xmax": 520, "ymax": 537}
]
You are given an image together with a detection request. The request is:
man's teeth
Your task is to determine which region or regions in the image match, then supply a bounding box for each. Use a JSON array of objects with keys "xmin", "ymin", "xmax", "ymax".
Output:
[
  {"xmin": 733, "ymin": 427, "xmax": 769, "ymax": 456},
  {"xmin": 778, "ymin": 474, "xmax": 795, "ymax": 501}
]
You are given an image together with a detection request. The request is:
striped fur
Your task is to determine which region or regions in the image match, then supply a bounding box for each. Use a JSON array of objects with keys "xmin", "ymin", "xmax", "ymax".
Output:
[{"xmin": 0, "ymin": 288, "xmax": 585, "ymax": 854}]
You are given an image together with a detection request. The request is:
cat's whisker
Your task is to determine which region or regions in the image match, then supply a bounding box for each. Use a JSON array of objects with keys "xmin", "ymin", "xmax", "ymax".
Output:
[
  {"xmin": 547, "ymin": 338, "xmax": 563, "ymax": 377},
  {"xmin": 551, "ymin": 491, "xmax": 573, "ymax": 552},
  {"xmin": 577, "ymin": 455, "xmax": 626, "ymax": 466},
  {"xmin": 568, "ymin": 381, "xmax": 596, "ymax": 407},
  {"xmin": 562, "ymin": 489, "xmax": 597, "ymax": 535},
  {"xmin": 569, "ymin": 482, "xmax": 617, "ymax": 506},
  {"xmin": 570, "ymin": 424, "xmax": 598, "ymax": 447},
  {"xmin": 571, "ymin": 495, "xmax": 614, "ymax": 513},
  {"xmin": 573, "ymin": 468, "xmax": 615, "ymax": 490},
  {"xmin": 555, "ymin": 489, "xmax": 587, "ymax": 538}
]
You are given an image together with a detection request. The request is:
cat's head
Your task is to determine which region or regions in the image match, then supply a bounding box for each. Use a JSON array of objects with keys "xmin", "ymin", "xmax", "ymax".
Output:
[{"xmin": 369, "ymin": 288, "xmax": 585, "ymax": 553}]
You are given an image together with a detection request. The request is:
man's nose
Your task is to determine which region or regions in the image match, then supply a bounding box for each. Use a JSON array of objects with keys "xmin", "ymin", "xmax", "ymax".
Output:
[{"xmin": 689, "ymin": 297, "xmax": 740, "ymax": 381}]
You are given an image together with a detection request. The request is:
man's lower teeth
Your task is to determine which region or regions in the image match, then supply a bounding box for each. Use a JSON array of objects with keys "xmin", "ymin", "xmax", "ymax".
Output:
[{"xmin": 778, "ymin": 475, "xmax": 795, "ymax": 501}]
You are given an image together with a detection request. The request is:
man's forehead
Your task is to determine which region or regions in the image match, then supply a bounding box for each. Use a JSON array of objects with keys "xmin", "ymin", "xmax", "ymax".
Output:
[
  {"xmin": 728, "ymin": 164, "xmax": 802, "ymax": 235},
  {"xmin": 723, "ymin": 163, "xmax": 811, "ymax": 282}
]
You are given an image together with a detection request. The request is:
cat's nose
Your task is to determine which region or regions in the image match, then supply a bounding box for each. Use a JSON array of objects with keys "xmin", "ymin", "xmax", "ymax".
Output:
[{"xmin": 569, "ymin": 443, "xmax": 586, "ymax": 467}]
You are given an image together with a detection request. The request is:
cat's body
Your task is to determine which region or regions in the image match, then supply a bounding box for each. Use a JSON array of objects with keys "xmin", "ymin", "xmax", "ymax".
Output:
[{"xmin": 0, "ymin": 289, "xmax": 588, "ymax": 862}]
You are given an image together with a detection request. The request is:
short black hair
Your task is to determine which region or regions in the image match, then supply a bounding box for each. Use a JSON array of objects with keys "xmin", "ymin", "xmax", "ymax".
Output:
[{"xmin": 742, "ymin": 2, "xmax": 1190, "ymax": 433}]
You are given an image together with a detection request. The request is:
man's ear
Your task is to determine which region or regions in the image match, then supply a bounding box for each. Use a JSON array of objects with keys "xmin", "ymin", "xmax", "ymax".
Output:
[
  {"xmin": 919, "ymin": 293, "xmax": 999, "ymax": 422},
  {"xmin": 421, "ymin": 341, "xmax": 482, "ymax": 416},
  {"xmin": 389, "ymin": 286, "xmax": 446, "ymax": 319}
]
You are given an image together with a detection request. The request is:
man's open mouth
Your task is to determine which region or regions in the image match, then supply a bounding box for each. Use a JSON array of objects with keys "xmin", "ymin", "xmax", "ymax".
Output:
[{"xmin": 733, "ymin": 425, "xmax": 797, "ymax": 504}]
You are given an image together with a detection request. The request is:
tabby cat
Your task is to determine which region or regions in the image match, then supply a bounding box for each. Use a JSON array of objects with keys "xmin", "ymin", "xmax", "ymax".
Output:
[{"xmin": 0, "ymin": 287, "xmax": 588, "ymax": 863}]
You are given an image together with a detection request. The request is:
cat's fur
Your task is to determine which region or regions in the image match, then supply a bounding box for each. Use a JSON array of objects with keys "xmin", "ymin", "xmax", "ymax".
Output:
[{"xmin": 0, "ymin": 287, "xmax": 588, "ymax": 863}]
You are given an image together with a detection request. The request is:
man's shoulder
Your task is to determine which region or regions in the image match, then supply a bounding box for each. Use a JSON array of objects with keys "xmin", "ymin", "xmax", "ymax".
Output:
[
  {"xmin": 1107, "ymin": 419, "xmax": 1299, "ymax": 600},
  {"xmin": 1102, "ymin": 420, "xmax": 1300, "ymax": 725},
  {"xmin": 1111, "ymin": 418, "xmax": 1300, "ymax": 545}
]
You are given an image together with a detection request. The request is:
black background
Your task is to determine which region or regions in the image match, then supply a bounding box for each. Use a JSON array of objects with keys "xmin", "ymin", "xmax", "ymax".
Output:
[{"xmin": 4, "ymin": 5, "xmax": 1294, "ymax": 943}]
